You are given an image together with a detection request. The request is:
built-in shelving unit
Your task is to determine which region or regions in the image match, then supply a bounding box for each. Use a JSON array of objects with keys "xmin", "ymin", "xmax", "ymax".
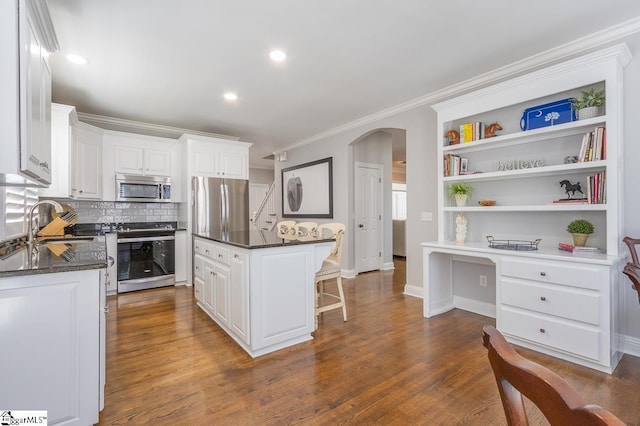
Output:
[{"xmin": 422, "ymin": 44, "xmax": 631, "ymax": 373}]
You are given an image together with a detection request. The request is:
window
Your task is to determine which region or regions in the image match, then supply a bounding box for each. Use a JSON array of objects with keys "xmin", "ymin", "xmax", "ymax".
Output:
[
  {"xmin": 392, "ymin": 183, "xmax": 406, "ymax": 220},
  {"xmin": 2, "ymin": 187, "xmax": 38, "ymax": 241}
]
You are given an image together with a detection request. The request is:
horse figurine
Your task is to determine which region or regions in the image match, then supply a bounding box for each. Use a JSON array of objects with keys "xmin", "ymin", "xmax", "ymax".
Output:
[
  {"xmin": 485, "ymin": 122, "xmax": 502, "ymax": 138},
  {"xmin": 559, "ymin": 180, "xmax": 584, "ymax": 198},
  {"xmin": 445, "ymin": 129, "xmax": 460, "ymax": 145}
]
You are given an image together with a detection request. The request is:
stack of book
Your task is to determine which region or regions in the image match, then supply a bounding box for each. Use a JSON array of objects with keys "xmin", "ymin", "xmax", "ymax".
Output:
[
  {"xmin": 459, "ymin": 122, "xmax": 486, "ymax": 143},
  {"xmin": 578, "ymin": 126, "xmax": 606, "ymax": 162},
  {"xmin": 558, "ymin": 243, "xmax": 601, "ymax": 253},
  {"xmin": 443, "ymin": 154, "xmax": 468, "ymax": 177},
  {"xmin": 587, "ymin": 171, "xmax": 606, "ymax": 204}
]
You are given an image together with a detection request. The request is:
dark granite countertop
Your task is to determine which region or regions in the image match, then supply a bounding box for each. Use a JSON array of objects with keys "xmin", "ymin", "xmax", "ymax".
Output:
[
  {"xmin": 0, "ymin": 236, "xmax": 107, "ymax": 278},
  {"xmin": 193, "ymin": 230, "xmax": 334, "ymax": 249}
]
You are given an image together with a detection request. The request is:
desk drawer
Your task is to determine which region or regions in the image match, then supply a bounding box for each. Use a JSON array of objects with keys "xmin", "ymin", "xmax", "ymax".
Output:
[
  {"xmin": 501, "ymin": 278, "xmax": 600, "ymax": 325},
  {"xmin": 501, "ymin": 307, "xmax": 601, "ymax": 360},
  {"xmin": 501, "ymin": 258, "xmax": 604, "ymax": 290}
]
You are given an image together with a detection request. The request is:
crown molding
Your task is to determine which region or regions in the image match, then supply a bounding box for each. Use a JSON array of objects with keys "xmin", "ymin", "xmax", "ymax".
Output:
[
  {"xmin": 282, "ymin": 16, "xmax": 640, "ymax": 153},
  {"xmin": 76, "ymin": 112, "xmax": 240, "ymax": 141}
]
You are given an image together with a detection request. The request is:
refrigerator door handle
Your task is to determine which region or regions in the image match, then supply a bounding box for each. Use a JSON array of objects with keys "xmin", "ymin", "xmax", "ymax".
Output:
[
  {"xmin": 223, "ymin": 183, "xmax": 230, "ymax": 234},
  {"xmin": 220, "ymin": 183, "xmax": 227, "ymax": 234}
]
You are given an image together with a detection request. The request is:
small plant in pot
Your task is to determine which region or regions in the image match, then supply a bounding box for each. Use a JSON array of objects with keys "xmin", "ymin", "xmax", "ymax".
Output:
[
  {"xmin": 448, "ymin": 182, "xmax": 473, "ymax": 207},
  {"xmin": 566, "ymin": 219, "xmax": 594, "ymax": 247},
  {"xmin": 572, "ymin": 88, "xmax": 605, "ymax": 120}
]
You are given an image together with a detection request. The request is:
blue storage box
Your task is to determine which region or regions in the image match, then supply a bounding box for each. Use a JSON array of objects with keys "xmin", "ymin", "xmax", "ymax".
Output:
[{"xmin": 520, "ymin": 98, "xmax": 576, "ymax": 131}]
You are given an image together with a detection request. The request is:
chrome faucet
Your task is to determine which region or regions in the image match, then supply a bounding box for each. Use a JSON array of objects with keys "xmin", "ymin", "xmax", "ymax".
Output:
[{"xmin": 27, "ymin": 200, "xmax": 64, "ymax": 245}]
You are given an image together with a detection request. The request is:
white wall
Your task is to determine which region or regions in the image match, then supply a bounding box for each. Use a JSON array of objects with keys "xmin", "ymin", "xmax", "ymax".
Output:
[
  {"xmin": 249, "ymin": 167, "xmax": 274, "ymax": 185},
  {"xmin": 275, "ymin": 105, "xmax": 438, "ymax": 290}
]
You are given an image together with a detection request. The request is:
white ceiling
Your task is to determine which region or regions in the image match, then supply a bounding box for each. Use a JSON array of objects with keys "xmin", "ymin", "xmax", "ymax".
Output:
[{"xmin": 46, "ymin": 0, "xmax": 640, "ymax": 168}]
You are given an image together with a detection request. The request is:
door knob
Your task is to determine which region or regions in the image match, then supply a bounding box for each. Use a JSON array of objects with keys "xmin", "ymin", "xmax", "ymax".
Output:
[{"xmin": 358, "ymin": 224, "xmax": 364, "ymax": 228}]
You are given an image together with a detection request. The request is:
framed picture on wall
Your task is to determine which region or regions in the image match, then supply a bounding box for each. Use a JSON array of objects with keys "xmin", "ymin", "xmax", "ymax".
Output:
[{"xmin": 281, "ymin": 157, "xmax": 333, "ymax": 218}]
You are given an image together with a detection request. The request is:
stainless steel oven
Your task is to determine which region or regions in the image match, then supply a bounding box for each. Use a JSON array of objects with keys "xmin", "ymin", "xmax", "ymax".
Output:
[{"xmin": 116, "ymin": 224, "xmax": 176, "ymax": 293}]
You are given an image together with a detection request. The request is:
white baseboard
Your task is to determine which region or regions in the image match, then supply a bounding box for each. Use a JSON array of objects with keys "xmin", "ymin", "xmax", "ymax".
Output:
[
  {"xmin": 342, "ymin": 268, "xmax": 357, "ymax": 279},
  {"xmin": 453, "ymin": 296, "xmax": 496, "ymax": 319},
  {"xmin": 403, "ymin": 284, "xmax": 423, "ymax": 299},
  {"xmin": 382, "ymin": 262, "xmax": 395, "ymax": 270},
  {"xmin": 619, "ymin": 333, "xmax": 640, "ymax": 357}
]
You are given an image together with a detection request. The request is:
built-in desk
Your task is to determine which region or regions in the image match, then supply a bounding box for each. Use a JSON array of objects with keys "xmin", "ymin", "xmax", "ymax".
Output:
[{"xmin": 422, "ymin": 241, "xmax": 624, "ymax": 373}]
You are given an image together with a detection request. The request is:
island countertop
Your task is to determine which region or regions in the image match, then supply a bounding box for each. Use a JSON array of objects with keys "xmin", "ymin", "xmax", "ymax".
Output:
[
  {"xmin": 193, "ymin": 230, "xmax": 334, "ymax": 249},
  {"xmin": 0, "ymin": 236, "xmax": 107, "ymax": 278}
]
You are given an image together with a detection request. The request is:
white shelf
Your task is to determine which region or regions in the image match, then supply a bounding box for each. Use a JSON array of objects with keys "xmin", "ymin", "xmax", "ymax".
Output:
[
  {"xmin": 443, "ymin": 116, "xmax": 606, "ymax": 154},
  {"xmin": 443, "ymin": 160, "xmax": 606, "ymax": 183},
  {"xmin": 444, "ymin": 204, "xmax": 607, "ymax": 212}
]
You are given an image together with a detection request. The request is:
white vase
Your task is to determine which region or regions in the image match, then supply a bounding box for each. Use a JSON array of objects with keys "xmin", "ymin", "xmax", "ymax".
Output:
[
  {"xmin": 455, "ymin": 194, "xmax": 468, "ymax": 207},
  {"xmin": 578, "ymin": 106, "xmax": 599, "ymax": 120}
]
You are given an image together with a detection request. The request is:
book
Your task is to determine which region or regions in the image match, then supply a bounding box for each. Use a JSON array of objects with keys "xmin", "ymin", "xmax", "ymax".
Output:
[{"xmin": 558, "ymin": 243, "xmax": 601, "ymax": 253}]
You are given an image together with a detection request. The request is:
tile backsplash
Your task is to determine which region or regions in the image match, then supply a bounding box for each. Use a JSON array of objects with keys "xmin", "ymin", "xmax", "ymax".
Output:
[{"xmin": 49, "ymin": 199, "xmax": 180, "ymax": 224}]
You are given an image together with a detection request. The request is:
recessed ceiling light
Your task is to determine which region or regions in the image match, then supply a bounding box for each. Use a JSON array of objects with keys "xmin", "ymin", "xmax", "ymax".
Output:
[
  {"xmin": 66, "ymin": 54, "xmax": 87, "ymax": 65},
  {"xmin": 269, "ymin": 50, "xmax": 287, "ymax": 62},
  {"xmin": 224, "ymin": 92, "xmax": 238, "ymax": 101}
]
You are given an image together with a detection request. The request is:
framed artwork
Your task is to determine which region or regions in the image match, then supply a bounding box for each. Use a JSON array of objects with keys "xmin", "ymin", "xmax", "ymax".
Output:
[
  {"xmin": 460, "ymin": 158, "xmax": 468, "ymax": 174},
  {"xmin": 282, "ymin": 157, "xmax": 333, "ymax": 218}
]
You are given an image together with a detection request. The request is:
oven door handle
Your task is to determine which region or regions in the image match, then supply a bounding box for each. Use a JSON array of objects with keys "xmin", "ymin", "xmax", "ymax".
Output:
[{"xmin": 117, "ymin": 235, "xmax": 176, "ymax": 243}]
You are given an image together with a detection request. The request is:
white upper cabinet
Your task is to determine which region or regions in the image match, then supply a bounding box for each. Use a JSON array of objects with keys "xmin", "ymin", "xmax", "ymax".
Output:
[
  {"xmin": 0, "ymin": 0, "xmax": 58, "ymax": 186},
  {"xmin": 102, "ymin": 131, "xmax": 182, "ymax": 201},
  {"xmin": 39, "ymin": 103, "xmax": 77, "ymax": 198},
  {"xmin": 114, "ymin": 145, "xmax": 171, "ymax": 177},
  {"xmin": 182, "ymin": 134, "xmax": 251, "ymax": 180},
  {"xmin": 72, "ymin": 122, "xmax": 103, "ymax": 200}
]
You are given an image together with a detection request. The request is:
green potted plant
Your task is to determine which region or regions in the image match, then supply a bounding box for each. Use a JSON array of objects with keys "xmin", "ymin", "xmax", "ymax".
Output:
[
  {"xmin": 572, "ymin": 88, "xmax": 605, "ymax": 120},
  {"xmin": 448, "ymin": 182, "xmax": 473, "ymax": 207},
  {"xmin": 566, "ymin": 219, "xmax": 594, "ymax": 247}
]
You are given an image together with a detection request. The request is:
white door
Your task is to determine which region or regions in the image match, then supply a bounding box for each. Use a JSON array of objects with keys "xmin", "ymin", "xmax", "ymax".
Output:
[
  {"xmin": 249, "ymin": 184, "xmax": 269, "ymax": 219},
  {"xmin": 355, "ymin": 163, "xmax": 382, "ymax": 273}
]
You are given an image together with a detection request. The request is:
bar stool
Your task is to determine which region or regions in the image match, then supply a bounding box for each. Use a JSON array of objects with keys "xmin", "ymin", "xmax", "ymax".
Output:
[{"xmin": 315, "ymin": 223, "xmax": 346, "ymax": 327}]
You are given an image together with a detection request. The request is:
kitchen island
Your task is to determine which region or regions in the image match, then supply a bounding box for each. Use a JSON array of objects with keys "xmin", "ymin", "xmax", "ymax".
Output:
[
  {"xmin": 193, "ymin": 230, "xmax": 333, "ymax": 357},
  {"xmin": 0, "ymin": 237, "xmax": 107, "ymax": 425}
]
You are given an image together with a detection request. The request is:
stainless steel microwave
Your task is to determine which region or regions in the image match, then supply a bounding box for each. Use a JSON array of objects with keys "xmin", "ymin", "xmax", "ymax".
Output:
[{"xmin": 115, "ymin": 174, "xmax": 171, "ymax": 202}]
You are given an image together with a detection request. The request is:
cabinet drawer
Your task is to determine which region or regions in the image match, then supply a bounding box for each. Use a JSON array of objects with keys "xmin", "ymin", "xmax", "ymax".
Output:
[
  {"xmin": 501, "ymin": 278, "xmax": 600, "ymax": 325},
  {"xmin": 194, "ymin": 255, "xmax": 204, "ymax": 280},
  {"xmin": 501, "ymin": 258, "xmax": 604, "ymax": 290},
  {"xmin": 500, "ymin": 307, "xmax": 601, "ymax": 360},
  {"xmin": 215, "ymin": 246, "xmax": 230, "ymax": 265},
  {"xmin": 194, "ymin": 240, "xmax": 215, "ymax": 258}
]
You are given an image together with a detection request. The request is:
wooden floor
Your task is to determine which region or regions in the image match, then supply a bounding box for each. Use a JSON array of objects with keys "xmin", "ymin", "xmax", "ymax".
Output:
[{"xmin": 99, "ymin": 258, "xmax": 640, "ymax": 425}]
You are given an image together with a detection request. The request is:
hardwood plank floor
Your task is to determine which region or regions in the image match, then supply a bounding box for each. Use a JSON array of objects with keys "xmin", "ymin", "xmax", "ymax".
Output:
[{"xmin": 99, "ymin": 259, "xmax": 640, "ymax": 425}]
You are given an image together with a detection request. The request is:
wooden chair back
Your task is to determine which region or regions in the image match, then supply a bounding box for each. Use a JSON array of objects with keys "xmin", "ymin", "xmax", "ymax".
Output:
[
  {"xmin": 623, "ymin": 236, "xmax": 640, "ymax": 304},
  {"xmin": 482, "ymin": 325, "xmax": 624, "ymax": 426}
]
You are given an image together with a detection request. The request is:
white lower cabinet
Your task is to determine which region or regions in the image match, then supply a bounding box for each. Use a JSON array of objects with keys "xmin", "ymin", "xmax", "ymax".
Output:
[
  {"xmin": 498, "ymin": 256, "xmax": 612, "ymax": 366},
  {"xmin": 193, "ymin": 236, "xmax": 331, "ymax": 357},
  {"xmin": 0, "ymin": 269, "xmax": 102, "ymax": 425},
  {"xmin": 105, "ymin": 233, "xmax": 118, "ymax": 295}
]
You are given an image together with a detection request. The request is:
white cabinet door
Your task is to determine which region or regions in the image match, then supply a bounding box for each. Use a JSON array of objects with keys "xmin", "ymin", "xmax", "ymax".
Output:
[
  {"xmin": 144, "ymin": 148, "xmax": 171, "ymax": 176},
  {"xmin": 192, "ymin": 149, "xmax": 219, "ymax": 177},
  {"xmin": 114, "ymin": 145, "xmax": 144, "ymax": 175},
  {"xmin": 203, "ymin": 260, "xmax": 215, "ymax": 312},
  {"xmin": 194, "ymin": 277, "xmax": 204, "ymax": 303},
  {"xmin": 105, "ymin": 233, "xmax": 118, "ymax": 295},
  {"xmin": 219, "ymin": 149, "xmax": 248, "ymax": 179},
  {"xmin": 19, "ymin": 2, "xmax": 52, "ymax": 184},
  {"xmin": 230, "ymin": 250, "xmax": 250, "ymax": 344},
  {"xmin": 39, "ymin": 103, "xmax": 75, "ymax": 198},
  {"xmin": 175, "ymin": 230, "xmax": 187, "ymax": 283},
  {"xmin": 0, "ymin": 270, "xmax": 100, "ymax": 425},
  {"xmin": 214, "ymin": 263, "xmax": 230, "ymax": 326},
  {"xmin": 73, "ymin": 125, "xmax": 103, "ymax": 199}
]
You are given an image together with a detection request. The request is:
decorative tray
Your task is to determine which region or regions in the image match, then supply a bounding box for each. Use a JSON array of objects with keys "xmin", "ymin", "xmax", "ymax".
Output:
[{"xmin": 486, "ymin": 236, "xmax": 541, "ymax": 251}]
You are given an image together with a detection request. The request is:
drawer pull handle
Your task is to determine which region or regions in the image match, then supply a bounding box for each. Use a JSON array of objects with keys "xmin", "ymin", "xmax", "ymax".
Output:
[
  {"xmin": 540, "ymin": 296, "xmax": 546, "ymax": 301},
  {"xmin": 539, "ymin": 328, "xmax": 545, "ymax": 333},
  {"xmin": 218, "ymin": 254, "xmax": 223, "ymax": 258},
  {"xmin": 540, "ymin": 272, "xmax": 546, "ymax": 277}
]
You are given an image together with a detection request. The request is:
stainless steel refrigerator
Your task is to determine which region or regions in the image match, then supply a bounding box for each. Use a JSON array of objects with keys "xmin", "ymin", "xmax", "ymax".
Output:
[{"xmin": 192, "ymin": 176, "xmax": 250, "ymax": 239}]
